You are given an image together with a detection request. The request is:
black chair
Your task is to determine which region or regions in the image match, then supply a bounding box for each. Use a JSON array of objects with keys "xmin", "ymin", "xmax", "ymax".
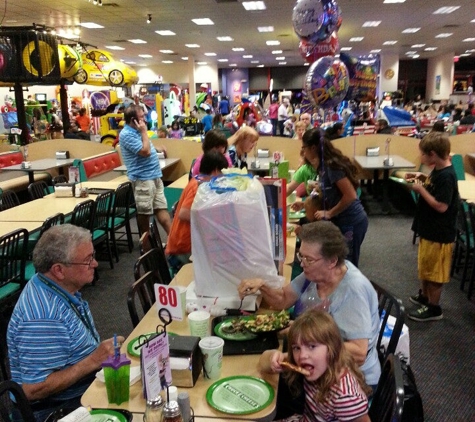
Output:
[
  {"xmin": 0, "ymin": 229, "xmax": 29, "ymax": 309},
  {"xmin": 127, "ymin": 271, "xmax": 156, "ymax": 327},
  {"xmin": 0, "ymin": 380, "xmax": 36, "ymax": 421},
  {"xmin": 371, "ymin": 281, "xmax": 406, "ymax": 364},
  {"xmin": 28, "ymin": 213, "xmax": 66, "ymax": 258},
  {"xmin": 452, "ymin": 200, "xmax": 474, "ymax": 292},
  {"xmin": 92, "ymin": 191, "xmax": 114, "ymax": 269},
  {"xmin": 109, "ymin": 182, "xmax": 134, "ymax": 261},
  {"xmin": 27, "ymin": 181, "xmax": 50, "ymax": 200},
  {"xmin": 368, "ymin": 354, "xmax": 405, "ymax": 422},
  {"xmin": 70, "ymin": 199, "xmax": 95, "ymax": 231},
  {"xmin": 466, "ymin": 202, "xmax": 475, "ymax": 299},
  {"xmin": 52, "ymin": 175, "xmax": 68, "ymax": 185},
  {"xmin": 134, "ymin": 248, "xmax": 166, "ymax": 286},
  {"xmin": 0, "ymin": 190, "xmax": 20, "ymax": 211},
  {"xmin": 148, "ymin": 218, "xmax": 172, "ymax": 285}
]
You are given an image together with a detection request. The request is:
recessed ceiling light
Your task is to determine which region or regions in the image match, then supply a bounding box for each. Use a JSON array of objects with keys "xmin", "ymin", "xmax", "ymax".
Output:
[
  {"xmin": 139, "ymin": 54, "xmax": 153, "ymax": 58},
  {"xmin": 218, "ymin": 59, "xmax": 229, "ymax": 62},
  {"xmin": 340, "ymin": 47, "xmax": 352, "ymax": 51},
  {"xmin": 460, "ymin": 53, "xmax": 471, "ymax": 56},
  {"xmin": 79, "ymin": 22, "xmax": 104, "ymax": 29},
  {"xmin": 411, "ymin": 54, "xmax": 420, "ymax": 58},
  {"xmin": 243, "ymin": 55, "xmax": 253, "ymax": 58},
  {"xmin": 350, "ymin": 37, "xmax": 364, "ymax": 42},
  {"xmin": 272, "ymin": 50, "xmax": 283, "ymax": 54},
  {"xmin": 433, "ymin": 6, "xmax": 460, "ymax": 14},
  {"xmin": 159, "ymin": 49, "xmax": 174, "ymax": 54},
  {"xmin": 412, "ymin": 44, "xmax": 425, "ymax": 48},
  {"xmin": 197, "ymin": 62, "xmax": 207, "ymax": 65},
  {"xmin": 275, "ymin": 56, "xmax": 285, "ymax": 60},
  {"xmin": 185, "ymin": 44, "xmax": 200, "ymax": 48},
  {"xmin": 105, "ymin": 46, "xmax": 125, "ymax": 50},
  {"xmin": 402, "ymin": 28, "xmax": 420, "ymax": 33},
  {"xmin": 362, "ymin": 21, "xmax": 381, "ymax": 27},
  {"xmin": 205, "ymin": 52, "xmax": 216, "ymax": 56},
  {"xmin": 278, "ymin": 62, "xmax": 287, "ymax": 65},
  {"xmin": 251, "ymin": 60, "xmax": 259, "ymax": 63},
  {"xmin": 258, "ymin": 26, "xmax": 274, "ymax": 32},
  {"xmin": 229, "ymin": 63, "xmax": 237, "ymax": 67},
  {"xmin": 155, "ymin": 30, "xmax": 176, "ymax": 36},
  {"xmin": 192, "ymin": 18, "xmax": 214, "ymax": 25},
  {"xmin": 257, "ymin": 64, "xmax": 264, "ymax": 68},
  {"xmin": 217, "ymin": 36, "xmax": 234, "ymax": 42},
  {"xmin": 370, "ymin": 49, "xmax": 381, "ymax": 53},
  {"xmin": 162, "ymin": 60, "xmax": 174, "ymax": 64},
  {"xmin": 463, "ymin": 38, "xmax": 475, "ymax": 42},
  {"xmin": 242, "ymin": 1, "xmax": 266, "ymax": 11},
  {"xmin": 266, "ymin": 40, "xmax": 280, "ymax": 46},
  {"xmin": 466, "ymin": 49, "xmax": 475, "ymax": 52},
  {"xmin": 232, "ymin": 47, "xmax": 245, "ymax": 51},
  {"xmin": 383, "ymin": 40, "xmax": 398, "ymax": 45},
  {"xmin": 125, "ymin": 61, "xmax": 136, "ymax": 64},
  {"xmin": 435, "ymin": 33, "xmax": 453, "ymax": 38},
  {"xmin": 304, "ymin": 62, "xmax": 310, "ymax": 66},
  {"xmin": 384, "ymin": 0, "xmax": 405, "ymax": 3},
  {"xmin": 472, "ymin": 19, "xmax": 475, "ymax": 23},
  {"xmin": 181, "ymin": 57, "xmax": 188, "ymax": 60},
  {"xmin": 425, "ymin": 47, "xmax": 438, "ymax": 51},
  {"xmin": 128, "ymin": 39, "xmax": 147, "ymax": 44},
  {"xmin": 405, "ymin": 51, "xmax": 417, "ymax": 55}
]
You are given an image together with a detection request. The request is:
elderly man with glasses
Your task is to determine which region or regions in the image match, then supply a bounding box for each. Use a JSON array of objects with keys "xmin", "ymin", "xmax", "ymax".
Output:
[{"xmin": 7, "ymin": 224, "xmax": 124, "ymax": 422}]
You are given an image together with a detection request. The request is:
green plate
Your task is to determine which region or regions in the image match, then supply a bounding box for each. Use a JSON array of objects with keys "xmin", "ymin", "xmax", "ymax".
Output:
[
  {"xmin": 214, "ymin": 319, "xmax": 258, "ymax": 341},
  {"xmin": 206, "ymin": 376, "xmax": 274, "ymax": 415},
  {"xmin": 90, "ymin": 409, "xmax": 128, "ymax": 422},
  {"xmin": 127, "ymin": 332, "xmax": 176, "ymax": 357},
  {"xmin": 288, "ymin": 210, "xmax": 306, "ymax": 220}
]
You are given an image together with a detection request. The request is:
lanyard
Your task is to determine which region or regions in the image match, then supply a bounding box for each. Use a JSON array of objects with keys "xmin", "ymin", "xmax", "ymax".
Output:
[{"xmin": 37, "ymin": 274, "xmax": 99, "ymax": 343}]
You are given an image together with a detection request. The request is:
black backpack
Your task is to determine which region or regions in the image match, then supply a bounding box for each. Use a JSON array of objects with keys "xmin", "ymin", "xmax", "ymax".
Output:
[{"xmin": 399, "ymin": 355, "xmax": 424, "ymax": 422}]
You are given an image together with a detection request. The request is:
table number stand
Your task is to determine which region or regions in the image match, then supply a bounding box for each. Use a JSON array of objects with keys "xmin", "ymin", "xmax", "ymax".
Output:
[{"xmin": 383, "ymin": 138, "xmax": 394, "ymax": 166}]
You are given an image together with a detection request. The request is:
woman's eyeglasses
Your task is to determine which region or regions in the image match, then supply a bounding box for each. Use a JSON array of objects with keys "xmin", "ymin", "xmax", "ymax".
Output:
[{"xmin": 296, "ymin": 252, "xmax": 324, "ymax": 266}]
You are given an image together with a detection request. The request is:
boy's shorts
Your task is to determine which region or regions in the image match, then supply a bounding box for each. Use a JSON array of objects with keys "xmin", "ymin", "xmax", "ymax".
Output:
[
  {"xmin": 418, "ymin": 238, "xmax": 454, "ymax": 283},
  {"xmin": 132, "ymin": 178, "xmax": 167, "ymax": 215}
]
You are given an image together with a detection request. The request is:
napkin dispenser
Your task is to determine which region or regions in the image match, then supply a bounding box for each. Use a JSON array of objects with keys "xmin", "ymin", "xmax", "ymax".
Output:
[
  {"xmin": 54, "ymin": 183, "xmax": 75, "ymax": 197},
  {"xmin": 56, "ymin": 150, "xmax": 70, "ymax": 159},
  {"xmin": 366, "ymin": 147, "xmax": 380, "ymax": 157},
  {"xmin": 257, "ymin": 148, "xmax": 269, "ymax": 158},
  {"xmin": 157, "ymin": 151, "xmax": 165, "ymax": 159},
  {"xmin": 168, "ymin": 335, "xmax": 202, "ymax": 387}
]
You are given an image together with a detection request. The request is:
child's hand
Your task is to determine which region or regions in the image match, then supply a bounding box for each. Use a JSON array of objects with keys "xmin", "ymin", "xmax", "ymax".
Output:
[
  {"xmin": 411, "ymin": 179, "xmax": 425, "ymax": 193},
  {"xmin": 291, "ymin": 202, "xmax": 304, "ymax": 211},
  {"xmin": 269, "ymin": 351, "xmax": 286, "ymax": 373},
  {"xmin": 314, "ymin": 210, "xmax": 330, "ymax": 220}
]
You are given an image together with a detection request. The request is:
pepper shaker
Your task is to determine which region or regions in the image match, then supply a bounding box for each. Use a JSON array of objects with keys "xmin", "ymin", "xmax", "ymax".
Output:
[{"xmin": 161, "ymin": 400, "xmax": 183, "ymax": 422}]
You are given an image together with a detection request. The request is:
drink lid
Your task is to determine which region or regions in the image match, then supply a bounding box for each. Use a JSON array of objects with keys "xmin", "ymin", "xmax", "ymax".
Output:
[{"xmin": 101, "ymin": 353, "xmax": 131, "ymax": 369}]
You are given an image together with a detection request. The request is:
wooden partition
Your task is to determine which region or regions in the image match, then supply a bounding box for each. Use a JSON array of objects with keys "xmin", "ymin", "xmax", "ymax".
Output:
[{"xmin": 27, "ymin": 139, "xmax": 114, "ymax": 161}]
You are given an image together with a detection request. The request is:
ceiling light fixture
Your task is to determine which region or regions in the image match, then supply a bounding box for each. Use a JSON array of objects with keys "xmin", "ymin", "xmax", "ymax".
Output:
[
  {"xmin": 147, "ymin": 14, "xmax": 152, "ymax": 24},
  {"xmin": 98, "ymin": 0, "xmax": 102, "ymax": 6}
]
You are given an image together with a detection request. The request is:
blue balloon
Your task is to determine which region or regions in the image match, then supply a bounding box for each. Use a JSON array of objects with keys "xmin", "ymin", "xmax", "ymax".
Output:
[
  {"xmin": 307, "ymin": 0, "xmax": 341, "ymax": 43},
  {"xmin": 292, "ymin": 0, "xmax": 324, "ymax": 40}
]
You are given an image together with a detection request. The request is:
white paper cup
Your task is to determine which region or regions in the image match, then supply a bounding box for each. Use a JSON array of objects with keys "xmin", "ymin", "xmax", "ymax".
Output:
[
  {"xmin": 199, "ymin": 336, "xmax": 224, "ymax": 380},
  {"xmin": 188, "ymin": 310, "xmax": 210, "ymax": 338}
]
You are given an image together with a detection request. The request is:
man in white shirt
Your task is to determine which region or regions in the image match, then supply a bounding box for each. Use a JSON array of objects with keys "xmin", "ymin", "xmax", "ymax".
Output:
[{"xmin": 278, "ymin": 98, "xmax": 289, "ymax": 137}]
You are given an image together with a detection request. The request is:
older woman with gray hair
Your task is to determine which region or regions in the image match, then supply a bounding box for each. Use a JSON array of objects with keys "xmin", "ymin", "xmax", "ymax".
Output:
[{"xmin": 238, "ymin": 220, "xmax": 380, "ymax": 389}]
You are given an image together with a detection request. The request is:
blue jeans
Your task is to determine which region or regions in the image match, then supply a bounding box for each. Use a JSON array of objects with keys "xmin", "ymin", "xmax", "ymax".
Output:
[{"xmin": 338, "ymin": 216, "xmax": 369, "ymax": 267}]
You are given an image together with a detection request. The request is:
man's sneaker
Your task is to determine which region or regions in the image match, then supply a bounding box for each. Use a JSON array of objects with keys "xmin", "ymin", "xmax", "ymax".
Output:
[
  {"xmin": 408, "ymin": 305, "xmax": 443, "ymax": 322},
  {"xmin": 409, "ymin": 289, "xmax": 428, "ymax": 306}
]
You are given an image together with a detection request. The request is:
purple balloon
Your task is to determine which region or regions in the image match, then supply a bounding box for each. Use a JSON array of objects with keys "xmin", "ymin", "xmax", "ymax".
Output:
[
  {"xmin": 292, "ymin": 0, "xmax": 324, "ymax": 39},
  {"xmin": 308, "ymin": 0, "xmax": 341, "ymax": 43},
  {"xmin": 304, "ymin": 56, "xmax": 349, "ymax": 110}
]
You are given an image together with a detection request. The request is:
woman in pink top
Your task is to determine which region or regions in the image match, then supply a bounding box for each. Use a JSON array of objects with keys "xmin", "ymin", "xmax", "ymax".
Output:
[{"xmin": 191, "ymin": 129, "xmax": 232, "ymax": 177}]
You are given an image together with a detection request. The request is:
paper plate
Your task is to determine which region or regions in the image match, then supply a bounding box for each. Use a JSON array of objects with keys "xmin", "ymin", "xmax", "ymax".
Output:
[
  {"xmin": 288, "ymin": 210, "xmax": 306, "ymax": 220},
  {"xmin": 206, "ymin": 376, "xmax": 274, "ymax": 415},
  {"xmin": 127, "ymin": 332, "xmax": 176, "ymax": 357},
  {"xmin": 214, "ymin": 319, "xmax": 258, "ymax": 341},
  {"xmin": 90, "ymin": 409, "xmax": 128, "ymax": 422}
]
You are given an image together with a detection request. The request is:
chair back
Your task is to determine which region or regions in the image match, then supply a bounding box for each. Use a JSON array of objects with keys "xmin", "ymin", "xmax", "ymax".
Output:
[
  {"xmin": 28, "ymin": 181, "xmax": 49, "ymax": 200},
  {"xmin": 451, "ymin": 153, "xmax": 465, "ymax": 181},
  {"xmin": 39, "ymin": 213, "xmax": 65, "ymax": 239},
  {"xmin": 0, "ymin": 190, "xmax": 20, "ymax": 211},
  {"xmin": 0, "ymin": 380, "xmax": 36, "ymax": 421},
  {"xmin": 368, "ymin": 354, "xmax": 405, "ymax": 422},
  {"xmin": 113, "ymin": 182, "xmax": 132, "ymax": 221},
  {"xmin": 94, "ymin": 190, "xmax": 114, "ymax": 231},
  {"xmin": 134, "ymin": 248, "xmax": 166, "ymax": 285},
  {"xmin": 371, "ymin": 281, "xmax": 406, "ymax": 364},
  {"xmin": 52, "ymin": 175, "xmax": 68, "ymax": 185},
  {"xmin": 127, "ymin": 271, "xmax": 156, "ymax": 327},
  {"xmin": 148, "ymin": 218, "xmax": 172, "ymax": 285},
  {"xmin": 0, "ymin": 229, "xmax": 28, "ymax": 290},
  {"xmin": 70, "ymin": 199, "xmax": 95, "ymax": 231}
]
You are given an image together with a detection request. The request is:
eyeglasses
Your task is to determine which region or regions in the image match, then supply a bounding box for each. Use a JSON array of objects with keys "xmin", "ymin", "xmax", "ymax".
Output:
[
  {"xmin": 64, "ymin": 251, "xmax": 96, "ymax": 269},
  {"xmin": 296, "ymin": 252, "xmax": 324, "ymax": 266}
]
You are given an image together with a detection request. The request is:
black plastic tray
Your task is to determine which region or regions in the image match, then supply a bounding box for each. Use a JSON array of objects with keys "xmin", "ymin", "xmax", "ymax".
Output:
[{"xmin": 211, "ymin": 315, "xmax": 279, "ymax": 355}]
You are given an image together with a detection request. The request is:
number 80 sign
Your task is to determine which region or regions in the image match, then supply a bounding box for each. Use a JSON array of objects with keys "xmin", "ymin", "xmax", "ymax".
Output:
[{"xmin": 154, "ymin": 284, "xmax": 186, "ymax": 321}]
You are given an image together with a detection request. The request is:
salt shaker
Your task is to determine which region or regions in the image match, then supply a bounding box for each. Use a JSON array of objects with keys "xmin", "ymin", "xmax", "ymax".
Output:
[
  {"xmin": 144, "ymin": 395, "xmax": 164, "ymax": 422},
  {"xmin": 161, "ymin": 400, "xmax": 183, "ymax": 422},
  {"xmin": 177, "ymin": 392, "xmax": 191, "ymax": 422}
]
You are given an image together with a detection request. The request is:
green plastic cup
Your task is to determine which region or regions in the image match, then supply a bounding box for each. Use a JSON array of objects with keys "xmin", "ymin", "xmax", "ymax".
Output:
[{"xmin": 102, "ymin": 353, "xmax": 131, "ymax": 405}]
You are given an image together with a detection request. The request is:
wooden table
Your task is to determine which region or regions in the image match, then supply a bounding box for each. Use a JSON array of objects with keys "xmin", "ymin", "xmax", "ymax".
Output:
[
  {"xmin": 81, "ymin": 264, "xmax": 279, "ymax": 421},
  {"xmin": 114, "ymin": 158, "xmax": 180, "ymax": 173},
  {"xmin": 458, "ymin": 180, "xmax": 475, "ymax": 202},
  {"xmin": 0, "ymin": 221, "xmax": 41, "ymax": 236},
  {"xmin": 354, "ymin": 155, "xmax": 416, "ymax": 214},
  {"xmin": 3, "ymin": 158, "xmax": 75, "ymax": 183}
]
